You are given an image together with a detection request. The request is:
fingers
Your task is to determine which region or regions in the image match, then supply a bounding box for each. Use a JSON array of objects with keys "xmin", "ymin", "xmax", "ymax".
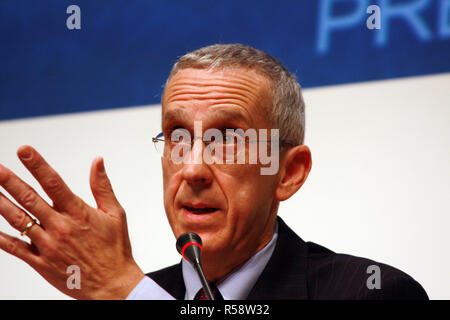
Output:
[
  {"xmin": 0, "ymin": 192, "xmax": 48, "ymax": 247},
  {"xmin": 89, "ymin": 157, "xmax": 123, "ymax": 215},
  {"xmin": 16, "ymin": 146, "xmax": 82, "ymax": 214},
  {"xmin": 0, "ymin": 163, "xmax": 56, "ymax": 226},
  {"xmin": 0, "ymin": 230, "xmax": 42, "ymax": 268}
]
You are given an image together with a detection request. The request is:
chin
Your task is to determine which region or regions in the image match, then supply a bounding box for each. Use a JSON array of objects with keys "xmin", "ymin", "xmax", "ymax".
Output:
[{"xmin": 198, "ymin": 232, "xmax": 230, "ymax": 255}]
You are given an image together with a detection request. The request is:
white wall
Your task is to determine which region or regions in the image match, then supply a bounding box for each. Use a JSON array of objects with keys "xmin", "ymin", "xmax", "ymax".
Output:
[{"xmin": 0, "ymin": 72, "xmax": 449, "ymax": 299}]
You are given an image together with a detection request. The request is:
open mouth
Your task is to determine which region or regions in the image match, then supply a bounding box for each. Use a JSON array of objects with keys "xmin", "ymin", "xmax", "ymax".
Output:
[{"xmin": 183, "ymin": 206, "xmax": 219, "ymax": 214}]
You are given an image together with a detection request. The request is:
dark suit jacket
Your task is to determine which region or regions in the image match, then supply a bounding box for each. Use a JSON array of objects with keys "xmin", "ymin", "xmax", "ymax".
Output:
[{"xmin": 147, "ymin": 217, "xmax": 428, "ymax": 300}]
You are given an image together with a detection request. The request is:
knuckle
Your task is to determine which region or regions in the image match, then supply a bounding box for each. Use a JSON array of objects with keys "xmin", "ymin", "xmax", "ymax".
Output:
[
  {"xmin": 0, "ymin": 168, "xmax": 11, "ymax": 184},
  {"xmin": 96, "ymin": 179, "xmax": 111, "ymax": 192},
  {"xmin": 53, "ymin": 222, "xmax": 71, "ymax": 240},
  {"xmin": 66, "ymin": 197, "xmax": 87, "ymax": 218},
  {"xmin": 21, "ymin": 190, "xmax": 37, "ymax": 208},
  {"xmin": 41, "ymin": 243, "xmax": 58, "ymax": 259},
  {"xmin": 80, "ymin": 209, "xmax": 91, "ymax": 226},
  {"xmin": 28, "ymin": 158, "xmax": 41, "ymax": 171},
  {"xmin": 45, "ymin": 176, "xmax": 61, "ymax": 192},
  {"xmin": 7, "ymin": 238, "xmax": 20, "ymax": 255},
  {"xmin": 11, "ymin": 213, "xmax": 26, "ymax": 230}
]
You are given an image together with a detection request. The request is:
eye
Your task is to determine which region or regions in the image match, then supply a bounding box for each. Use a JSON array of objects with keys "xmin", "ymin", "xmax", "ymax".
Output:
[
  {"xmin": 170, "ymin": 128, "xmax": 191, "ymax": 144},
  {"xmin": 222, "ymin": 129, "xmax": 244, "ymax": 144}
]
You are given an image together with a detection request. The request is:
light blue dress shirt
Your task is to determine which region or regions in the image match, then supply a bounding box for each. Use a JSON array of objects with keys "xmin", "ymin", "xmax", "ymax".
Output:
[{"xmin": 126, "ymin": 222, "xmax": 278, "ymax": 300}]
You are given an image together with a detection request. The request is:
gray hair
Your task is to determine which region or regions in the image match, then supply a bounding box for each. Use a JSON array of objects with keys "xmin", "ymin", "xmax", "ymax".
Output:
[{"xmin": 164, "ymin": 43, "xmax": 305, "ymax": 145}]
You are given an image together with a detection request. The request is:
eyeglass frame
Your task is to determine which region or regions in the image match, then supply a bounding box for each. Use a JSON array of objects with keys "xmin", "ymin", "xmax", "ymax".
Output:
[{"xmin": 152, "ymin": 130, "xmax": 298, "ymax": 161}]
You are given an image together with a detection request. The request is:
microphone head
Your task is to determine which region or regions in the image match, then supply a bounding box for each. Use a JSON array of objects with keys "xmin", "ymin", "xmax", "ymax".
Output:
[{"xmin": 176, "ymin": 232, "xmax": 203, "ymax": 265}]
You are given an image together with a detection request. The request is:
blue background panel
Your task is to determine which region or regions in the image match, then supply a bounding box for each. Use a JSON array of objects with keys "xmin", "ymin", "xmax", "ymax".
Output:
[{"xmin": 1, "ymin": 0, "xmax": 449, "ymax": 120}]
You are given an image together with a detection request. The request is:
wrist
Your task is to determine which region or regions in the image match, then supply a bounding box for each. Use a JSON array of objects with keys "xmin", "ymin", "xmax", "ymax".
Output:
[{"xmin": 91, "ymin": 262, "xmax": 145, "ymax": 300}]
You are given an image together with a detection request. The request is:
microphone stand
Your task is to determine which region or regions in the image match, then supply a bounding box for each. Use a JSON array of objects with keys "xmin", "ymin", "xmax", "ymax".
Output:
[{"xmin": 193, "ymin": 261, "xmax": 215, "ymax": 300}]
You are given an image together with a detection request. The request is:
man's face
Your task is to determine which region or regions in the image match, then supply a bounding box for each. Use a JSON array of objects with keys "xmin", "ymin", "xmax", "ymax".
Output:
[{"xmin": 161, "ymin": 67, "xmax": 280, "ymax": 269}]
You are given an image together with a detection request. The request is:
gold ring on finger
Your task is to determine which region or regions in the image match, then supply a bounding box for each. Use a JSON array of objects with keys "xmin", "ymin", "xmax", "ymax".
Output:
[{"xmin": 21, "ymin": 218, "xmax": 37, "ymax": 237}]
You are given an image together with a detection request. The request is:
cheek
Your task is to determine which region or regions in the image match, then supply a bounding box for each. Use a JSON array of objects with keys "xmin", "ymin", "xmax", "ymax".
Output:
[
  {"xmin": 225, "ymin": 164, "xmax": 276, "ymax": 202},
  {"xmin": 162, "ymin": 162, "xmax": 181, "ymax": 224},
  {"xmin": 221, "ymin": 168, "xmax": 276, "ymax": 231},
  {"xmin": 227, "ymin": 185, "xmax": 271, "ymax": 227},
  {"xmin": 162, "ymin": 162, "xmax": 171, "ymax": 207},
  {"xmin": 162, "ymin": 160, "xmax": 181, "ymax": 195}
]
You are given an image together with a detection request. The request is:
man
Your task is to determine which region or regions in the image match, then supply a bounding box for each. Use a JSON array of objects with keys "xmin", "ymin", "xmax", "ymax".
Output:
[{"xmin": 0, "ymin": 44, "xmax": 428, "ymax": 300}]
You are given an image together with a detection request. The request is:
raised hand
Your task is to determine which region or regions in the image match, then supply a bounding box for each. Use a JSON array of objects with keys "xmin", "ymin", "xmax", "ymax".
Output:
[{"xmin": 0, "ymin": 146, "xmax": 144, "ymax": 299}]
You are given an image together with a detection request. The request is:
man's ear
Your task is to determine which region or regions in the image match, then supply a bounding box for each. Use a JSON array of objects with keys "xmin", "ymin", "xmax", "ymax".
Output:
[{"xmin": 275, "ymin": 145, "xmax": 312, "ymax": 201}]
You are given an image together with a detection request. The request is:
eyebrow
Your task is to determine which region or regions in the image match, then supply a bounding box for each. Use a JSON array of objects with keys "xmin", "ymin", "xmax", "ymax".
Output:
[{"xmin": 163, "ymin": 107, "xmax": 188, "ymax": 127}]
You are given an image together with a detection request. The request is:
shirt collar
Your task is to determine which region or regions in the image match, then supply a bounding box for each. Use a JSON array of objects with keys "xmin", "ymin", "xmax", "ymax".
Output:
[{"xmin": 182, "ymin": 221, "xmax": 278, "ymax": 300}]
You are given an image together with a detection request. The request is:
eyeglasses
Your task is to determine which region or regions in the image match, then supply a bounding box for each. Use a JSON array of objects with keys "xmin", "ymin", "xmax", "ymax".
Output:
[{"xmin": 152, "ymin": 128, "xmax": 297, "ymax": 165}]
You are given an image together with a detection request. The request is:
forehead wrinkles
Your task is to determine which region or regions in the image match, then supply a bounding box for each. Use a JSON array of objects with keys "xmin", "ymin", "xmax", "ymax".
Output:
[{"xmin": 163, "ymin": 70, "xmax": 269, "ymax": 107}]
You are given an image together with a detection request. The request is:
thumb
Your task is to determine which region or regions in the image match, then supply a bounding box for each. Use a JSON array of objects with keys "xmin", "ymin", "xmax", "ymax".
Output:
[{"xmin": 90, "ymin": 156, "xmax": 123, "ymax": 214}]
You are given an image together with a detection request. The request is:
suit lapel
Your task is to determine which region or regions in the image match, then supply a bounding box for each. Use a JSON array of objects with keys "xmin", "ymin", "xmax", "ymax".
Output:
[
  {"xmin": 246, "ymin": 216, "xmax": 309, "ymax": 300},
  {"xmin": 148, "ymin": 216, "xmax": 309, "ymax": 300},
  {"xmin": 147, "ymin": 262, "xmax": 186, "ymax": 300}
]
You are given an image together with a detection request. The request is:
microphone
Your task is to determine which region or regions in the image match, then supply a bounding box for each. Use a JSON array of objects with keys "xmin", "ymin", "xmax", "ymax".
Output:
[{"xmin": 176, "ymin": 232, "xmax": 215, "ymax": 300}]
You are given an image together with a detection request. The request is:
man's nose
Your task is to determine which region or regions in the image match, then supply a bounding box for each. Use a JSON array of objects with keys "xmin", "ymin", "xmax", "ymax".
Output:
[{"xmin": 181, "ymin": 138, "xmax": 213, "ymax": 186}]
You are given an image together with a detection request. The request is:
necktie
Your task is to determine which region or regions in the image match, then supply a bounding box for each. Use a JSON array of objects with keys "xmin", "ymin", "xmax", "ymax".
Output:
[{"xmin": 194, "ymin": 282, "xmax": 223, "ymax": 300}]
